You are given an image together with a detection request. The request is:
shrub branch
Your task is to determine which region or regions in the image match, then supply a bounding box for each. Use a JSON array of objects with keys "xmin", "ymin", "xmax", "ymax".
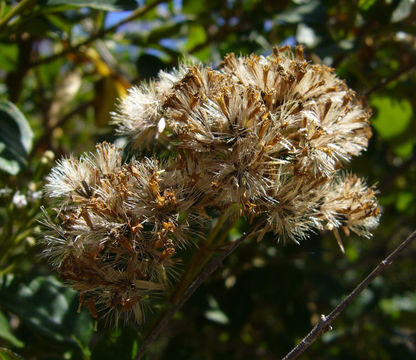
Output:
[{"xmin": 282, "ymin": 229, "xmax": 416, "ymax": 360}]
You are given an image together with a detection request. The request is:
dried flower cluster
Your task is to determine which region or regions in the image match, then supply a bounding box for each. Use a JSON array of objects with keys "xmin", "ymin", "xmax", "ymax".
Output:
[{"xmin": 43, "ymin": 46, "xmax": 380, "ymax": 324}]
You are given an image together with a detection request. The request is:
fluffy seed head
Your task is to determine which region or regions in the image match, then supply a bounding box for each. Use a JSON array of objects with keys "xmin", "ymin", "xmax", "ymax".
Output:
[{"xmin": 44, "ymin": 46, "xmax": 380, "ymax": 324}]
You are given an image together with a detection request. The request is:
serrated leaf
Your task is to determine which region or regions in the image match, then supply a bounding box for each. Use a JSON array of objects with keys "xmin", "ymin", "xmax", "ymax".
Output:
[
  {"xmin": 0, "ymin": 100, "xmax": 33, "ymax": 175},
  {"xmin": 0, "ymin": 275, "xmax": 93, "ymax": 350},
  {"xmin": 0, "ymin": 311, "xmax": 24, "ymax": 348},
  {"xmin": 45, "ymin": 0, "xmax": 138, "ymax": 11}
]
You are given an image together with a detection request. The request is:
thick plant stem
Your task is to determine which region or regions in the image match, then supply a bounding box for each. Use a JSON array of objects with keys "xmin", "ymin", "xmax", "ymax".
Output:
[
  {"xmin": 282, "ymin": 229, "xmax": 416, "ymax": 360},
  {"xmin": 170, "ymin": 204, "xmax": 240, "ymax": 303},
  {"xmin": 0, "ymin": 0, "xmax": 35, "ymax": 32},
  {"xmin": 135, "ymin": 230, "xmax": 253, "ymax": 360}
]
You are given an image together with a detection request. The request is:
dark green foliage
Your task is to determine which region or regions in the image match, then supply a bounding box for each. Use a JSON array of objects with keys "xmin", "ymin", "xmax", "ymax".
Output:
[{"xmin": 0, "ymin": 0, "xmax": 415, "ymax": 359}]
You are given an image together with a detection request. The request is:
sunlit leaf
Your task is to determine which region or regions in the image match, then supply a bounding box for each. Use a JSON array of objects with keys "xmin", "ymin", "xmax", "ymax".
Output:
[{"xmin": 370, "ymin": 96, "xmax": 412, "ymax": 139}]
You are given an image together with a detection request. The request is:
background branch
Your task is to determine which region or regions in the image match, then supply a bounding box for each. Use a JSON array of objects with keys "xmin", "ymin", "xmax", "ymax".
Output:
[
  {"xmin": 29, "ymin": 0, "xmax": 165, "ymax": 68},
  {"xmin": 363, "ymin": 61, "xmax": 416, "ymax": 97},
  {"xmin": 282, "ymin": 229, "xmax": 416, "ymax": 360}
]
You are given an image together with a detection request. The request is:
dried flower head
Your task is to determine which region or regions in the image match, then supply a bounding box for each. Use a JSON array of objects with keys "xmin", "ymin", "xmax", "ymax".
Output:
[
  {"xmin": 114, "ymin": 45, "xmax": 376, "ymax": 215},
  {"xmin": 43, "ymin": 143, "xmax": 200, "ymax": 324},
  {"xmin": 44, "ymin": 46, "xmax": 380, "ymax": 324}
]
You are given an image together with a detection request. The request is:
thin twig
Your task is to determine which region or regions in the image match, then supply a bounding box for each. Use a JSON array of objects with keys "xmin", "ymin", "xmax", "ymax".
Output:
[
  {"xmin": 363, "ymin": 61, "xmax": 416, "ymax": 97},
  {"xmin": 0, "ymin": 0, "xmax": 35, "ymax": 32},
  {"xmin": 135, "ymin": 231, "xmax": 252, "ymax": 360},
  {"xmin": 29, "ymin": 0, "xmax": 165, "ymax": 68},
  {"xmin": 282, "ymin": 229, "xmax": 416, "ymax": 360}
]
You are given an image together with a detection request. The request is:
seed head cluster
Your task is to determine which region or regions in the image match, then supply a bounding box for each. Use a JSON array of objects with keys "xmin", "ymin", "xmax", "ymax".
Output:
[{"xmin": 43, "ymin": 46, "xmax": 380, "ymax": 324}]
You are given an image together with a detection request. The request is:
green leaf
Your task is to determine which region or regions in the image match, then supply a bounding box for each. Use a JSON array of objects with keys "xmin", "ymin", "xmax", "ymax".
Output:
[
  {"xmin": 0, "ymin": 311, "xmax": 24, "ymax": 348},
  {"xmin": 0, "ymin": 348, "xmax": 23, "ymax": 360},
  {"xmin": 370, "ymin": 96, "xmax": 412, "ymax": 139},
  {"xmin": 44, "ymin": 0, "xmax": 138, "ymax": 11},
  {"xmin": 91, "ymin": 328, "xmax": 142, "ymax": 360},
  {"xmin": 0, "ymin": 275, "xmax": 93, "ymax": 351},
  {"xmin": 185, "ymin": 25, "xmax": 207, "ymax": 52},
  {"xmin": 0, "ymin": 100, "xmax": 33, "ymax": 175}
]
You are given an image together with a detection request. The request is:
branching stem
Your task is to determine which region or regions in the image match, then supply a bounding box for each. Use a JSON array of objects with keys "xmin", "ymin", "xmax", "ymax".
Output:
[{"xmin": 282, "ymin": 229, "xmax": 416, "ymax": 360}]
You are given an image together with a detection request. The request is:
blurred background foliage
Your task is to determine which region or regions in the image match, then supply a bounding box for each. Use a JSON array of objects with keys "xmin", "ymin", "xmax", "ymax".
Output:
[{"xmin": 0, "ymin": 0, "xmax": 415, "ymax": 359}]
